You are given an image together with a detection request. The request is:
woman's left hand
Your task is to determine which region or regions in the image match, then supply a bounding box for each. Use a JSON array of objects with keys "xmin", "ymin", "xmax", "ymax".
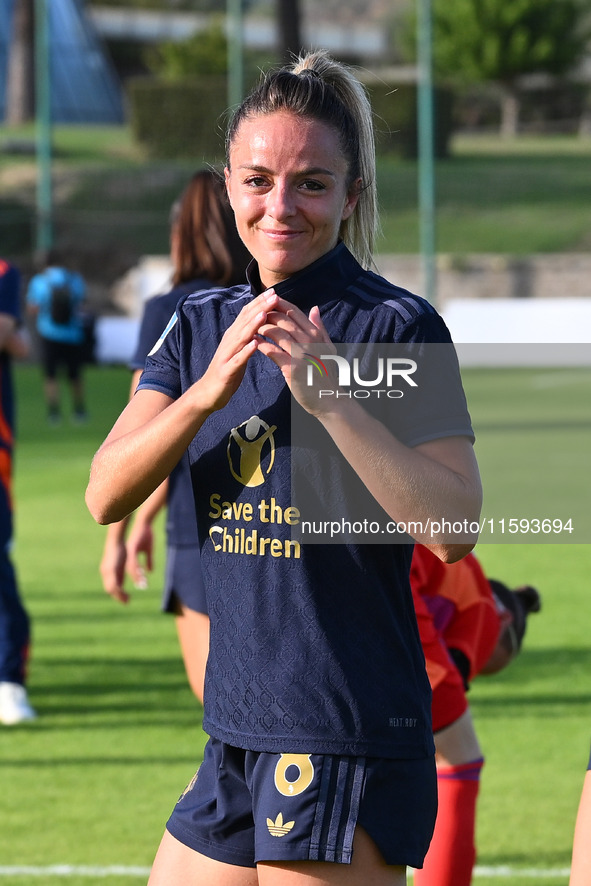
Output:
[
  {"xmin": 257, "ymin": 294, "xmax": 482, "ymax": 562},
  {"xmin": 255, "ymin": 294, "xmax": 336, "ymax": 415}
]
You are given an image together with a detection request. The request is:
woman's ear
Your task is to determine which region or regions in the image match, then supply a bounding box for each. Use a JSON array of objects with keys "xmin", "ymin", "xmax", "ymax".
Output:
[{"xmin": 342, "ymin": 177, "xmax": 362, "ymax": 220}]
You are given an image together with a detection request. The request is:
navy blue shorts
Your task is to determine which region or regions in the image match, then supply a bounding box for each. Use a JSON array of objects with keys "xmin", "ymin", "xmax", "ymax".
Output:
[
  {"xmin": 40, "ymin": 337, "xmax": 84, "ymax": 381},
  {"xmin": 166, "ymin": 738, "xmax": 437, "ymax": 869},
  {"xmin": 161, "ymin": 546, "xmax": 208, "ymax": 616}
]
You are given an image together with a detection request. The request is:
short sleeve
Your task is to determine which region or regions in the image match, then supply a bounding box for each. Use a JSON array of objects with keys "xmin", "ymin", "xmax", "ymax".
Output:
[
  {"xmin": 136, "ymin": 309, "xmax": 182, "ymax": 401},
  {"xmin": 131, "ymin": 297, "xmax": 176, "ymax": 371}
]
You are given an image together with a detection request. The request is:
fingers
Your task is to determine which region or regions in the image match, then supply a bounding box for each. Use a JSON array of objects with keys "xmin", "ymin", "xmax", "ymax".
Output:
[
  {"xmin": 127, "ymin": 541, "xmax": 152, "ymax": 590},
  {"xmin": 193, "ymin": 291, "xmax": 328, "ymax": 413},
  {"xmin": 129, "ymin": 565, "xmax": 148, "ymax": 590},
  {"xmin": 237, "ymin": 290, "xmax": 279, "ymax": 339},
  {"xmin": 257, "ymin": 315, "xmax": 319, "ymax": 353},
  {"xmin": 308, "ymin": 304, "xmax": 330, "ymax": 340},
  {"xmin": 100, "ymin": 547, "xmax": 130, "ymax": 604},
  {"xmin": 194, "ymin": 294, "xmax": 277, "ymax": 412},
  {"xmin": 101, "ymin": 571, "xmax": 131, "ymax": 604},
  {"xmin": 260, "ymin": 299, "xmax": 330, "ymax": 347},
  {"xmin": 221, "ymin": 292, "xmax": 322, "ymax": 364},
  {"xmin": 127, "ymin": 551, "xmax": 151, "ymax": 589},
  {"xmin": 107, "ymin": 586, "xmax": 131, "ymax": 605},
  {"xmin": 216, "ymin": 291, "xmax": 278, "ymax": 368}
]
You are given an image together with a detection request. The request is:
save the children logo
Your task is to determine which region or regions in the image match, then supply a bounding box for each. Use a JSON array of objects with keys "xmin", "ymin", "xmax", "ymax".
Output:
[
  {"xmin": 227, "ymin": 415, "xmax": 277, "ymax": 487},
  {"xmin": 208, "ymin": 414, "xmax": 301, "ymax": 559},
  {"xmin": 304, "ymin": 352, "xmax": 418, "ymax": 400}
]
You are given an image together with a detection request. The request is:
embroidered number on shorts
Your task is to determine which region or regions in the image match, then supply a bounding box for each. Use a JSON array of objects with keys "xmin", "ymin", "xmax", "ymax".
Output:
[{"xmin": 274, "ymin": 754, "xmax": 314, "ymax": 796}]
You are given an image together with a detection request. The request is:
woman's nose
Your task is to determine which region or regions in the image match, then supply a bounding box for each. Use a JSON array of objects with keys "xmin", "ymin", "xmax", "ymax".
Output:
[{"xmin": 267, "ymin": 182, "xmax": 296, "ymax": 220}]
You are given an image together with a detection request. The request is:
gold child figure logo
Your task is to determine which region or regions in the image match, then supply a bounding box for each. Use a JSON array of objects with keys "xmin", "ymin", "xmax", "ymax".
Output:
[
  {"xmin": 208, "ymin": 415, "xmax": 301, "ymax": 560},
  {"xmin": 227, "ymin": 415, "xmax": 277, "ymax": 487}
]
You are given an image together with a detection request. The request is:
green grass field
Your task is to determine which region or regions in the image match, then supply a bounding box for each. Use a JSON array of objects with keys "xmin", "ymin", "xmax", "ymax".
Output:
[{"xmin": 1, "ymin": 363, "xmax": 590, "ymax": 886}]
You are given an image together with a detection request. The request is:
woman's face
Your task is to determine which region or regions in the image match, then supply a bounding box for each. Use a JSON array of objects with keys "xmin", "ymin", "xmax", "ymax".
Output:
[{"xmin": 225, "ymin": 111, "xmax": 360, "ymax": 289}]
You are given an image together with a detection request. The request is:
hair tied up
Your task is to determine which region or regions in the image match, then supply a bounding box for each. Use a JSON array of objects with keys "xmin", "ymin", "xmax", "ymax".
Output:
[{"xmin": 300, "ymin": 68, "xmax": 322, "ymax": 80}]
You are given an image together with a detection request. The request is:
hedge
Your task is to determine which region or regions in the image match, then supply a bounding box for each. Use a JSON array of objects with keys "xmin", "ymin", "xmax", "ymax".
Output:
[
  {"xmin": 127, "ymin": 75, "xmax": 229, "ymax": 160},
  {"xmin": 367, "ymin": 82, "xmax": 454, "ymax": 159},
  {"xmin": 127, "ymin": 76, "xmax": 455, "ymax": 161}
]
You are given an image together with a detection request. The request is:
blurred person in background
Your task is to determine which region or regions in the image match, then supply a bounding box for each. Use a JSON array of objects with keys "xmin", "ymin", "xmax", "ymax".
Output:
[
  {"xmin": 26, "ymin": 248, "xmax": 88, "ymax": 425},
  {"xmin": 0, "ymin": 257, "xmax": 36, "ymax": 725},
  {"xmin": 411, "ymin": 544, "xmax": 541, "ymax": 886},
  {"xmin": 99, "ymin": 169, "xmax": 250, "ymax": 703}
]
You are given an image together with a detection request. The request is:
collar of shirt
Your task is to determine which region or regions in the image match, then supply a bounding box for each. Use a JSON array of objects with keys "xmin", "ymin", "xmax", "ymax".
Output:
[{"xmin": 245, "ymin": 242, "xmax": 363, "ymax": 313}]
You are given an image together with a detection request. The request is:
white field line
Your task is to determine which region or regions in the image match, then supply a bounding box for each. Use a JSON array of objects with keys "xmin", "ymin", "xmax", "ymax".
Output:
[
  {"xmin": 0, "ymin": 865, "xmax": 572, "ymax": 879},
  {"xmin": 474, "ymin": 866, "xmax": 571, "ymax": 878}
]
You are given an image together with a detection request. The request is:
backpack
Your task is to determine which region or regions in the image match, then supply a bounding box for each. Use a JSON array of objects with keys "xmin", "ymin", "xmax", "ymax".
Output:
[{"xmin": 49, "ymin": 282, "xmax": 73, "ymax": 326}]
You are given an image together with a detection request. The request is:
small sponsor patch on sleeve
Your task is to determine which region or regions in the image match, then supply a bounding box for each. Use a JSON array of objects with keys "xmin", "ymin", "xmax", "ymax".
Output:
[{"xmin": 148, "ymin": 312, "xmax": 178, "ymax": 357}]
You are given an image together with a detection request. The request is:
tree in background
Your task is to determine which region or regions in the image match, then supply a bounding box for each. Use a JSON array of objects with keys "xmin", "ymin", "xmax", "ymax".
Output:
[
  {"xmin": 277, "ymin": 0, "xmax": 301, "ymax": 63},
  {"xmin": 92, "ymin": 0, "xmax": 226, "ymax": 8},
  {"xmin": 430, "ymin": 0, "xmax": 590, "ymax": 136},
  {"xmin": 143, "ymin": 15, "xmax": 273, "ymax": 91},
  {"xmin": 144, "ymin": 18, "xmax": 228, "ymax": 78},
  {"xmin": 145, "ymin": 1, "xmax": 303, "ymax": 72},
  {"xmin": 5, "ymin": 0, "xmax": 35, "ymax": 124}
]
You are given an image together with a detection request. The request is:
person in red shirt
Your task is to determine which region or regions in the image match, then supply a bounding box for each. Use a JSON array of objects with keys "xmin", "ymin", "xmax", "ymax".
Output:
[{"xmin": 411, "ymin": 545, "xmax": 541, "ymax": 886}]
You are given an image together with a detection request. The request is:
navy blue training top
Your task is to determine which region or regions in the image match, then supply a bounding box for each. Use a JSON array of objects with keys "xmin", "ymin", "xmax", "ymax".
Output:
[{"xmin": 138, "ymin": 243, "xmax": 474, "ymax": 760}]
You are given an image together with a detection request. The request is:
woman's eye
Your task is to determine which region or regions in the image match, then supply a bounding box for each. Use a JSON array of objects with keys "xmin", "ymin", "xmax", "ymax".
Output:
[
  {"xmin": 300, "ymin": 180, "xmax": 325, "ymax": 191},
  {"xmin": 244, "ymin": 176, "xmax": 268, "ymax": 188}
]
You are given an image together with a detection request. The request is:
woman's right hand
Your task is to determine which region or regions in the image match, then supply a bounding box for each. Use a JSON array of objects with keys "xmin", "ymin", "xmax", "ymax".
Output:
[{"xmin": 191, "ymin": 290, "xmax": 279, "ymax": 414}]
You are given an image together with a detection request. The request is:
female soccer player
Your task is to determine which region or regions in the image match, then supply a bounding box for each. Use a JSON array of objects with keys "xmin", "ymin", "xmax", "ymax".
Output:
[{"xmin": 86, "ymin": 50, "xmax": 482, "ymax": 886}]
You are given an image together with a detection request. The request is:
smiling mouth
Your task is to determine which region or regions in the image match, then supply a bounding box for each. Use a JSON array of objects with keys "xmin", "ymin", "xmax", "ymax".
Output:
[{"xmin": 260, "ymin": 228, "xmax": 302, "ymax": 238}]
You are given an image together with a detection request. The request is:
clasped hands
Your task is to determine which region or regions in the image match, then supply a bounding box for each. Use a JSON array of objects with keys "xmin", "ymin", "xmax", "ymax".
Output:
[{"xmin": 196, "ymin": 289, "xmax": 338, "ymax": 417}]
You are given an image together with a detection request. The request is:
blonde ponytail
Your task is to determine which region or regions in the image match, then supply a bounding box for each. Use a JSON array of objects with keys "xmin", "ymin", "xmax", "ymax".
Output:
[{"xmin": 289, "ymin": 51, "xmax": 378, "ymax": 269}]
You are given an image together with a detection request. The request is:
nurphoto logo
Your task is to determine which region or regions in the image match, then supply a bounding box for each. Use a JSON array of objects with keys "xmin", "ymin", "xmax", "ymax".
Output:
[{"xmin": 304, "ymin": 351, "xmax": 418, "ymax": 400}]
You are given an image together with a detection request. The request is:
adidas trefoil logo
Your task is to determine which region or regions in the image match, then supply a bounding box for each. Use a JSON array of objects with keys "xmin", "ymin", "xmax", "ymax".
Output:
[{"xmin": 267, "ymin": 812, "xmax": 295, "ymax": 837}]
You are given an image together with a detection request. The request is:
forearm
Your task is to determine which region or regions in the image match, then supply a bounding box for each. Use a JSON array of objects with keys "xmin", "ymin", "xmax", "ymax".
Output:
[
  {"xmin": 86, "ymin": 390, "xmax": 211, "ymax": 525},
  {"xmin": 317, "ymin": 400, "xmax": 482, "ymax": 561},
  {"xmin": 87, "ymin": 290, "xmax": 285, "ymax": 526},
  {"xmin": 134, "ymin": 479, "xmax": 168, "ymax": 527},
  {"xmin": 105, "ymin": 515, "xmax": 131, "ymax": 546}
]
